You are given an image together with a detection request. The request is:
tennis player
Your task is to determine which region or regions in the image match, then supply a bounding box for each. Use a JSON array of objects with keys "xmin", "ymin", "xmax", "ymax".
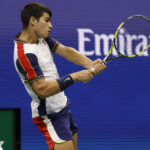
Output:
[{"xmin": 13, "ymin": 2, "xmax": 106, "ymax": 150}]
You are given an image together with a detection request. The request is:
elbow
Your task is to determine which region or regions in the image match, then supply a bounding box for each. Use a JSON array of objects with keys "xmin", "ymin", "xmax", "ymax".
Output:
[
  {"xmin": 36, "ymin": 90, "xmax": 47, "ymax": 99},
  {"xmin": 38, "ymin": 92, "xmax": 47, "ymax": 99},
  {"xmin": 34, "ymin": 87, "xmax": 48, "ymax": 99},
  {"xmin": 31, "ymin": 79, "xmax": 60, "ymax": 99},
  {"xmin": 34, "ymin": 87, "xmax": 57, "ymax": 99}
]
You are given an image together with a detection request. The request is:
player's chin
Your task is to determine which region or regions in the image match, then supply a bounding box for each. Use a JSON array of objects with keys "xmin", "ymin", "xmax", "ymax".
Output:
[
  {"xmin": 43, "ymin": 35, "xmax": 49, "ymax": 39},
  {"xmin": 42, "ymin": 33, "xmax": 49, "ymax": 39}
]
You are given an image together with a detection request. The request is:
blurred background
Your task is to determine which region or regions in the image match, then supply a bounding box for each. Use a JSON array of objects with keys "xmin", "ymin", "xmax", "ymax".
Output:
[{"xmin": 0, "ymin": 0, "xmax": 150, "ymax": 149}]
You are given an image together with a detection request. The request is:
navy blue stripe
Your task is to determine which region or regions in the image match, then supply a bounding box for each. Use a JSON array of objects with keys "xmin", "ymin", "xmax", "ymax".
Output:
[
  {"xmin": 25, "ymin": 54, "xmax": 43, "ymax": 76},
  {"xmin": 37, "ymin": 97, "xmax": 47, "ymax": 116},
  {"xmin": 25, "ymin": 75, "xmax": 44, "ymax": 83},
  {"xmin": 45, "ymin": 37, "xmax": 59, "ymax": 52},
  {"xmin": 16, "ymin": 59, "xmax": 28, "ymax": 80},
  {"xmin": 16, "ymin": 53, "xmax": 44, "ymax": 82}
]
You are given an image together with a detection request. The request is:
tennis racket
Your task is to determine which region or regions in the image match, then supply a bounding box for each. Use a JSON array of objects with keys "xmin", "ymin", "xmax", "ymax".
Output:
[{"xmin": 103, "ymin": 15, "xmax": 150, "ymax": 64}]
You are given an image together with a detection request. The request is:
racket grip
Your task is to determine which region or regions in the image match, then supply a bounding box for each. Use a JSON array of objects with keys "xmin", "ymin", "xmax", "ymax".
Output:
[
  {"xmin": 103, "ymin": 57, "xmax": 107, "ymax": 64},
  {"xmin": 103, "ymin": 61, "xmax": 106, "ymax": 64},
  {"xmin": 102, "ymin": 60, "xmax": 107, "ymax": 65}
]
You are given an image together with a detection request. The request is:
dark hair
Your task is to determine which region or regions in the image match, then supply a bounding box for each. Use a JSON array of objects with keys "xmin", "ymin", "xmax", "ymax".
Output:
[{"xmin": 21, "ymin": 2, "xmax": 52, "ymax": 29}]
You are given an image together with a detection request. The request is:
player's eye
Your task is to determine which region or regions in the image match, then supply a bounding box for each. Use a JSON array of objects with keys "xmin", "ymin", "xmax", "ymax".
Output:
[
  {"xmin": 45, "ymin": 17, "xmax": 50, "ymax": 22},
  {"xmin": 45, "ymin": 19, "xmax": 50, "ymax": 22}
]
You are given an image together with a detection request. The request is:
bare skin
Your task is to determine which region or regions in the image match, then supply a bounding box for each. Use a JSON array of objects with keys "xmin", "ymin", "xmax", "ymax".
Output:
[{"xmin": 53, "ymin": 133, "xmax": 78, "ymax": 150}]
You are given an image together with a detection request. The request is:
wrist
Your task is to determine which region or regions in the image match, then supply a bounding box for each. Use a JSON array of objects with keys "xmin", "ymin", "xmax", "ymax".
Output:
[
  {"xmin": 57, "ymin": 75, "xmax": 74, "ymax": 91},
  {"xmin": 84, "ymin": 61, "xmax": 94, "ymax": 69},
  {"xmin": 70, "ymin": 73, "xmax": 78, "ymax": 81}
]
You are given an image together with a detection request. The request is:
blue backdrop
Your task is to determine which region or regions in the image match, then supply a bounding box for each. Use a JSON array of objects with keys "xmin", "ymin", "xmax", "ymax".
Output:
[{"xmin": 0, "ymin": 0, "xmax": 150, "ymax": 149}]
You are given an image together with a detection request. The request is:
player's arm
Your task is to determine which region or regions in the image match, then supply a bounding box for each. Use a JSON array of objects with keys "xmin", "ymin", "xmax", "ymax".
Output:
[
  {"xmin": 31, "ymin": 79, "xmax": 61, "ymax": 98},
  {"xmin": 16, "ymin": 49, "xmax": 94, "ymax": 99},
  {"xmin": 45, "ymin": 37, "xmax": 106, "ymax": 75},
  {"xmin": 31, "ymin": 70, "xmax": 93, "ymax": 99},
  {"xmin": 55, "ymin": 44, "xmax": 93, "ymax": 69},
  {"xmin": 55, "ymin": 44, "xmax": 106, "ymax": 75},
  {"xmin": 45, "ymin": 37, "xmax": 93, "ymax": 69}
]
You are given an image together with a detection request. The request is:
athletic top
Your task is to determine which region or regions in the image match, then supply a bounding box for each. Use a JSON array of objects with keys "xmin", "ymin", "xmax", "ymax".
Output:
[{"xmin": 13, "ymin": 36, "xmax": 68, "ymax": 118}]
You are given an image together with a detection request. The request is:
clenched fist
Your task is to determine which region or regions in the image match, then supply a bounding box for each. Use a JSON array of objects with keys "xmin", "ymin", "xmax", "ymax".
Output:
[
  {"xmin": 89, "ymin": 58, "xmax": 106, "ymax": 76},
  {"xmin": 70, "ymin": 70, "xmax": 94, "ymax": 83}
]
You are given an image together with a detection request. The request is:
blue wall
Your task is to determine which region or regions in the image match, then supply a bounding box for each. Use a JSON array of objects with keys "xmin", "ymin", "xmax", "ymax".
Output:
[{"xmin": 0, "ymin": 0, "xmax": 150, "ymax": 149}]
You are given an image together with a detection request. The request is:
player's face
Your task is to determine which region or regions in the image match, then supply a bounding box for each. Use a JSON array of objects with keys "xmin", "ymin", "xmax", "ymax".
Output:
[{"xmin": 34, "ymin": 12, "xmax": 53, "ymax": 39}]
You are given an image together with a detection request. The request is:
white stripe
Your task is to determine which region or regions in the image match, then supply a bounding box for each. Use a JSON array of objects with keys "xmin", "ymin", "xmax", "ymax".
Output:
[{"xmin": 42, "ymin": 116, "xmax": 65, "ymax": 143}]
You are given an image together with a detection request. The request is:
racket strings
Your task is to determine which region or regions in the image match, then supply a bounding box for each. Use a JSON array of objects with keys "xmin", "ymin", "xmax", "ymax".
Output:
[{"xmin": 115, "ymin": 16, "xmax": 150, "ymax": 57}]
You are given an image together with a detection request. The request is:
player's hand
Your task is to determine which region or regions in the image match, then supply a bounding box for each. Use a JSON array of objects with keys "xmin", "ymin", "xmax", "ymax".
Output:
[
  {"xmin": 89, "ymin": 58, "xmax": 106, "ymax": 76},
  {"xmin": 93, "ymin": 58, "xmax": 103, "ymax": 65},
  {"xmin": 70, "ymin": 70, "xmax": 94, "ymax": 83}
]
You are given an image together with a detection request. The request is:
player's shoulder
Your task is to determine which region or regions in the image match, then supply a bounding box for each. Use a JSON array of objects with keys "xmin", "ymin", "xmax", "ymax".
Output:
[
  {"xmin": 14, "ymin": 37, "xmax": 38, "ymax": 54},
  {"xmin": 45, "ymin": 37, "xmax": 58, "ymax": 43},
  {"xmin": 15, "ymin": 41, "xmax": 37, "ymax": 55}
]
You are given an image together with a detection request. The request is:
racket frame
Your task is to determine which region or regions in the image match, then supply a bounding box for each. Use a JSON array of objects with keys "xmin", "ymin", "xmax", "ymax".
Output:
[{"xmin": 103, "ymin": 15, "xmax": 150, "ymax": 64}]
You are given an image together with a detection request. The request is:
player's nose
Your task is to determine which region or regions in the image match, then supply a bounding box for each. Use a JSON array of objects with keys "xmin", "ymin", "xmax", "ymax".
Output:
[{"xmin": 49, "ymin": 22, "xmax": 53, "ymax": 29}]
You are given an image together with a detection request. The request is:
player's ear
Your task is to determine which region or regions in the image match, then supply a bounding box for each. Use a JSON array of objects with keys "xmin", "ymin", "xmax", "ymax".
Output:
[{"xmin": 29, "ymin": 16, "xmax": 38, "ymax": 27}]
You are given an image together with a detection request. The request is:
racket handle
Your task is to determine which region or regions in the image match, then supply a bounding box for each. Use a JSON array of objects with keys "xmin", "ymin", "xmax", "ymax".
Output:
[
  {"xmin": 103, "ymin": 61, "xmax": 106, "ymax": 64},
  {"xmin": 103, "ymin": 57, "xmax": 107, "ymax": 64}
]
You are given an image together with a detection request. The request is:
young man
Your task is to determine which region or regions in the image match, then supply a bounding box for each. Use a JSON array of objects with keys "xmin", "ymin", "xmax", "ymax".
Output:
[{"xmin": 13, "ymin": 2, "xmax": 106, "ymax": 150}]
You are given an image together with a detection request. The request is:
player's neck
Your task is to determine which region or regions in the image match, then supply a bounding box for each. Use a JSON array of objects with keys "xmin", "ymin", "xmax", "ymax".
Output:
[{"xmin": 19, "ymin": 28, "xmax": 39, "ymax": 44}]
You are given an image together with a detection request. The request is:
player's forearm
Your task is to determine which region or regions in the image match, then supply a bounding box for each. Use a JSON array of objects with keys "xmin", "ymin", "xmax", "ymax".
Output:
[
  {"xmin": 62, "ymin": 46, "xmax": 93, "ymax": 69},
  {"xmin": 31, "ymin": 69, "xmax": 95, "ymax": 99},
  {"xmin": 31, "ymin": 75, "xmax": 74, "ymax": 99},
  {"xmin": 32, "ymin": 80, "xmax": 61, "ymax": 99}
]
